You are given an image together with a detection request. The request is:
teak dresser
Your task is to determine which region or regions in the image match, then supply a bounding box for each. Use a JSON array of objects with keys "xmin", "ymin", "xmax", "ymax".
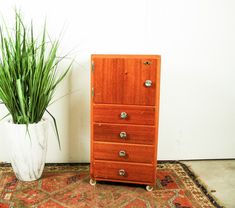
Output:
[{"xmin": 90, "ymin": 54, "xmax": 161, "ymax": 191}]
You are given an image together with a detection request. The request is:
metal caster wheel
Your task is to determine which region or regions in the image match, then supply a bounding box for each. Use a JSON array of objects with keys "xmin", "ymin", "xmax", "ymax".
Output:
[
  {"xmin": 146, "ymin": 185, "xmax": 153, "ymax": 192},
  {"xmin": 89, "ymin": 178, "xmax": 96, "ymax": 186}
]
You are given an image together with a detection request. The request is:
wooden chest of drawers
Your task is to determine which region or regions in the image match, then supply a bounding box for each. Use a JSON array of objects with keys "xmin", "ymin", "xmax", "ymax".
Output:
[{"xmin": 90, "ymin": 54, "xmax": 161, "ymax": 191}]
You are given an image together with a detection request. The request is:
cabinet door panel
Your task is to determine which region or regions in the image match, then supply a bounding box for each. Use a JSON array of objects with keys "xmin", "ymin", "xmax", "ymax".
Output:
[
  {"xmin": 123, "ymin": 58, "xmax": 157, "ymax": 105},
  {"xmin": 93, "ymin": 56, "xmax": 158, "ymax": 105},
  {"xmin": 93, "ymin": 58, "xmax": 124, "ymax": 104}
]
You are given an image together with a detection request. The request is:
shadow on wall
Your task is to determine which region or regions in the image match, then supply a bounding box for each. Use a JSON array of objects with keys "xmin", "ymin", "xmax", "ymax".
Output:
[{"xmin": 68, "ymin": 60, "xmax": 90, "ymax": 162}]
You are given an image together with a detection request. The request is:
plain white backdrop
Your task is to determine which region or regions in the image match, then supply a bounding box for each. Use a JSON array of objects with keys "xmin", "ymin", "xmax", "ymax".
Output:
[{"xmin": 0, "ymin": 0, "xmax": 235, "ymax": 162}]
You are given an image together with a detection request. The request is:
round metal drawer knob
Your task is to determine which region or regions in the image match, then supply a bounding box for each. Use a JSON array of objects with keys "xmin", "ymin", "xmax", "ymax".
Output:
[
  {"xmin": 119, "ymin": 150, "xmax": 126, "ymax": 157},
  {"xmin": 145, "ymin": 80, "xmax": 152, "ymax": 87},
  {"xmin": 119, "ymin": 131, "xmax": 127, "ymax": 139},
  {"xmin": 120, "ymin": 112, "xmax": 128, "ymax": 119},
  {"xmin": 119, "ymin": 169, "xmax": 125, "ymax": 176}
]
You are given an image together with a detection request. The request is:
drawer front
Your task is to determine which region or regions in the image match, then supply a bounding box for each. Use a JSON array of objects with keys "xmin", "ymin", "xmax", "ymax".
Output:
[
  {"xmin": 94, "ymin": 123, "xmax": 155, "ymax": 145},
  {"xmin": 92, "ymin": 56, "xmax": 159, "ymax": 106},
  {"xmin": 93, "ymin": 161, "xmax": 154, "ymax": 183},
  {"xmin": 93, "ymin": 143, "xmax": 154, "ymax": 164},
  {"xmin": 93, "ymin": 104, "xmax": 155, "ymax": 125}
]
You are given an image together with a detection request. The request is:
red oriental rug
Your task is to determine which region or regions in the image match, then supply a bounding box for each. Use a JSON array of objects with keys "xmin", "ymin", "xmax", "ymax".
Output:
[{"xmin": 0, "ymin": 162, "xmax": 222, "ymax": 208}]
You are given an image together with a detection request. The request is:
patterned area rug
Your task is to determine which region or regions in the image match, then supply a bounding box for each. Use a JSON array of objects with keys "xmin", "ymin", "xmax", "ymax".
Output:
[{"xmin": 0, "ymin": 162, "xmax": 222, "ymax": 208}]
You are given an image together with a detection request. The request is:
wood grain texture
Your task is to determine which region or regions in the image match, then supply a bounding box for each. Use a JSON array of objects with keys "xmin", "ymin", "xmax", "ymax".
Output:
[
  {"xmin": 93, "ymin": 123, "xmax": 155, "ymax": 145},
  {"xmin": 90, "ymin": 56, "xmax": 94, "ymax": 178},
  {"xmin": 93, "ymin": 56, "xmax": 158, "ymax": 105},
  {"xmin": 93, "ymin": 104, "xmax": 155, "ymax": 125},
  {"xmin": 91, "ymin": 54, "xmax": 161, "ymax": 59},
  {"xmin": 93, "ymin": 142, "xmax": 154, "ymax": 164},
  {"xmin": 90, "ymin": 54, "xmax": 161, "ymax": 187},
  {"xmin": 153, "ymin": 56, "xmax": 161, "ymax": 184},
  {"xmin": 93, "ymin": 161, "xmax": 155, "ymax": 183}
]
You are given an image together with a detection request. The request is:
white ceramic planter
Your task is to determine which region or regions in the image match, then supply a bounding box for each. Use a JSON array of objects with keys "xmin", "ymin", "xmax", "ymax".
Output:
[{"xmin": 5, "ymin": 119, "xmax": 49, "ymax": 181}]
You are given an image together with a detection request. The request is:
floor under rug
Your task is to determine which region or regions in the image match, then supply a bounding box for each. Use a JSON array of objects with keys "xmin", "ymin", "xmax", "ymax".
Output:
[{"xmin": 0, "ymin": 162, "xmax": 222, "ymax": 208}]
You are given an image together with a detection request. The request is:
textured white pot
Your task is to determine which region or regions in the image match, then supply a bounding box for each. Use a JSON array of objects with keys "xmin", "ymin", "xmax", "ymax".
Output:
[{"xmin": 5, "ymin": 119, "xmax": 49, "ymax": 181}]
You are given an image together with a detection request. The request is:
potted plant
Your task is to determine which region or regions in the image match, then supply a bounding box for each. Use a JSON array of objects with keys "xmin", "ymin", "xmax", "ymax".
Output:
[{"xmin": 0, "ymin": 11, "xmax": 72, "ymax": 181}]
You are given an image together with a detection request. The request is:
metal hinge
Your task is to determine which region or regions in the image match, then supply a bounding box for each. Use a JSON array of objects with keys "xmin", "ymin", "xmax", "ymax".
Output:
[
  {"xmin": 91, "ymin": 87, "xmax": 94, "ymax": 97},
  {"xmin": 91, "ymin": 60, "xmax": 94, "ymax": 72}
]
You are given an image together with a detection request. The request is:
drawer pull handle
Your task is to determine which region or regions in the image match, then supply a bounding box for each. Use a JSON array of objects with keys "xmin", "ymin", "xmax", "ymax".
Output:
[
  {"xmin": 119, "ymin": 132, "xmax": 127, "ymax": 139},
  {"xmin": 119, "ymin": 169, "xmax": 126, "ymax": 176},
  {"xmin": 119, "ymin": 150, "xmax": 126, "ymax": 157},
  {"xmin": 145, "ymin": 80, "xmax": 152, "ymax": 87},
  {"xmin": 120, "ymin": 112, "xmax": 128, "ymax": 119}
]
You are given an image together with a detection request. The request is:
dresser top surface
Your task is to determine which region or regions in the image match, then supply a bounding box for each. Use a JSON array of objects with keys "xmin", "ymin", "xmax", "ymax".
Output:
[{"xmin": 91, "ymin": 54, "xmax": 161, "ymax": 59}]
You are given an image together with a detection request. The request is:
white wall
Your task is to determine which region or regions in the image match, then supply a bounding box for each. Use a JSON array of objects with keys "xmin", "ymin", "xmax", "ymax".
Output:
[{"xmin": 0, "ymin": 0, "xmax": 235, "ymax": 162}]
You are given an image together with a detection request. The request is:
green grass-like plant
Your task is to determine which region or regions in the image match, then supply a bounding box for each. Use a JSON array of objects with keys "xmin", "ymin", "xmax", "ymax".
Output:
[{"xmin": 0, "ymin": 11, "xmax": 72, "ymax": 147}]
